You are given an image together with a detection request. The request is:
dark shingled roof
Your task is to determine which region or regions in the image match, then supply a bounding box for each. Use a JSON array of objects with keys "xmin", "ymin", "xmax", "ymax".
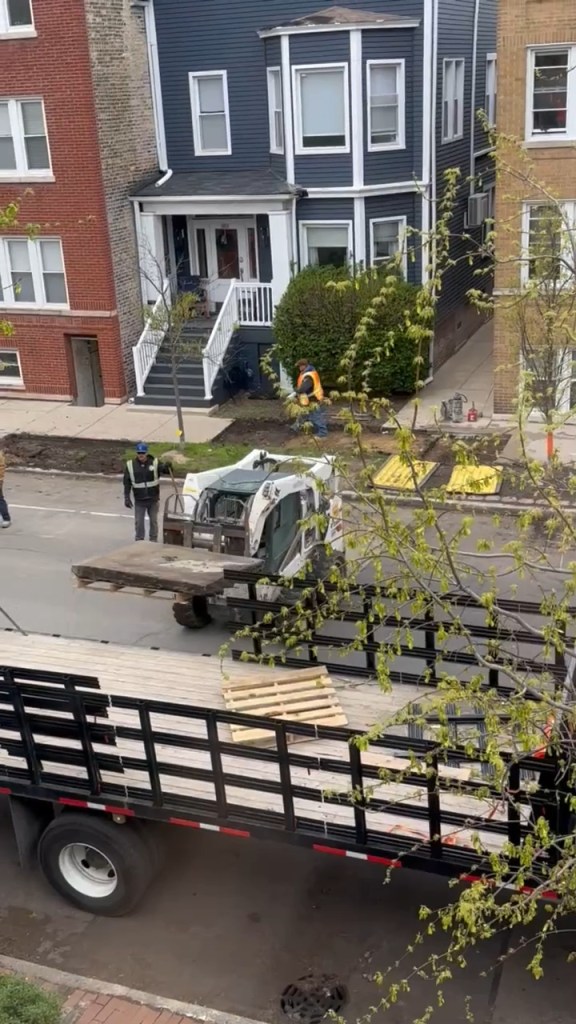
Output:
[
  {"xmin": 263, "ymin": 5, "xmax": 418, "ymax": 31},
  {"xmin": 132, "ymin": 169, "xmax": 300, "ymax": 199}
]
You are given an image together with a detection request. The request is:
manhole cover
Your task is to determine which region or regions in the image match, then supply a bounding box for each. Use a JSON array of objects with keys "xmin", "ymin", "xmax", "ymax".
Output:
[{"xmin": 280, "ymin": 974, "xmax": 347, "ymax": 1023}]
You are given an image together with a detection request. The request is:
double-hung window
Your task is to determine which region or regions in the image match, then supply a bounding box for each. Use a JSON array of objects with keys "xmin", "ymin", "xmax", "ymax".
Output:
[
  {"xmin": 370, "ymin": 218, "xmax": 407, "ymax": 274},
  {"xmin": 189, "ymin": 71, "xmax": 231, "ymax": 156},
  {"xmin": 293, "ymin": 64, "xmax": 349, "ymax": 154},
  {"xmin": 0, "ymin": 0, "xmax": 34, "ymax": 34},
  {"xmin": 0, "ymin": 98, "xmax": 50, "ymax": 176},
  {"xmin": 485, "ymin": 54, "xmax": 497, "ymax": 127},
  {"xmin": 0, "ymin": 237, "xmax": 68, "ymax": 307},
  {"xmin": 267, "ymin": 67, "xmax": 284, "ymax": 154},
  {"xmin": 527, "ymin": 47, "xmax": 576, "ymax": 140},
  {"xmin": 442, "ymin": 58, "xmax": 465, "ymax": 142},
  {"xmin": 522, "ymin": 201, "xmax": 576, "ymax": 285},
  {"xmin": 367, "ymin": 60, "xmax": 405, "ymax": 150},
  {"xmin": 301, "ymin": 223, "xmax": 351, "ymax": 268}
]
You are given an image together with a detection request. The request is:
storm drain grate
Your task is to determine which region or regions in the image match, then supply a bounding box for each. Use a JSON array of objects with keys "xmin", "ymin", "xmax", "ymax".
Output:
[{"xmin": 280, "ymin": 974, "xmax": 348, "ymax": 1023}]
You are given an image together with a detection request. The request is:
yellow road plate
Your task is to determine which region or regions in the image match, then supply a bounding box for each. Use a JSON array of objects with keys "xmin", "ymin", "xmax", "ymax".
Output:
[
  {"xmin": 373, "ymin": 455, "xmax": 438, "ymax": 491},
  {"xmin": 446, "ymin": 465, "xmax": 503, "ymax": 495}
]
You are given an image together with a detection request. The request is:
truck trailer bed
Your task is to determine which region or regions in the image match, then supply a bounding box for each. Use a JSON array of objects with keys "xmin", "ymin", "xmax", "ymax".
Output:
[{"xmin": 0, "ymin": 632, "xmax": 523, "ymax": 860}]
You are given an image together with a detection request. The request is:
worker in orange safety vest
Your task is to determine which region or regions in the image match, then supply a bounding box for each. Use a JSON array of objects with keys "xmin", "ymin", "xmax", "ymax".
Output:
[{"xmin": 288, "ymin": 359, "xmax": 328, "ymax": 438}]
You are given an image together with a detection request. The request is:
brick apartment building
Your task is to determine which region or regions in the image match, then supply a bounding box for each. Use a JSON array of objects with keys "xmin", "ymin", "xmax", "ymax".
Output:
[
  {"xmin": 0, "ymin": 0, "xmax": 159, "ymax": 403},
  {"xmin": 493, "ymin": 0, "xmax": 576, "ymax": 416}
]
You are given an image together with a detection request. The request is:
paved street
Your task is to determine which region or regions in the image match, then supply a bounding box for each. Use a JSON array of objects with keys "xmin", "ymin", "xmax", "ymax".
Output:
[{"xmin": 0, "ymin": 473, "xmax": 574, "ymax": 1024}]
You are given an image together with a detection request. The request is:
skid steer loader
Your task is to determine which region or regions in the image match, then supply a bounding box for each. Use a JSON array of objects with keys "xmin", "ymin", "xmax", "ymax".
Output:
[{"xmin": 72, "ymin": 450, "xmax": 345, "ymax": 628}]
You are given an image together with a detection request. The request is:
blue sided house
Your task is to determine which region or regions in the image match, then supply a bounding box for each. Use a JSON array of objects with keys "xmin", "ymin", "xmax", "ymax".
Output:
[{"xmin": 131, "ymin": 0, "xmax": 497, "ymax": 407}]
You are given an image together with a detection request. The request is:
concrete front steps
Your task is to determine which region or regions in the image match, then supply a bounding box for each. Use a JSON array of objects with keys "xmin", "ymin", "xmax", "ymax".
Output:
[{"xmin": 133, "ymin": 318, "xmax": 217, "ymax": 409}]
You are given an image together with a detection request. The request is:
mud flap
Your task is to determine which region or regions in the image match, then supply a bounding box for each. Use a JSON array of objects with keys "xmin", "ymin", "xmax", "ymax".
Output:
[{"xmin": 9, "ymin": 796, "xmax": 53, "ymax": 869}]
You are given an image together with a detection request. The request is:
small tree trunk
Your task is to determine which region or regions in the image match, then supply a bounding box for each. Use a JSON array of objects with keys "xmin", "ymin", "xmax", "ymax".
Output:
[
  {"xmin": 546, "ymin": 428, "xmax": 554, "ymax": 461},
  {"xmin": 171, "ymin": 355, "xmax": 186, "ymax": 445}
]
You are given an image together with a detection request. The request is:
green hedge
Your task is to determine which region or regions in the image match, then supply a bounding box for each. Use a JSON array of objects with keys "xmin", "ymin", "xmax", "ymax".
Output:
[{"xmin": 273, "ymin": 266, "xmax": 428, "ymax": 395}]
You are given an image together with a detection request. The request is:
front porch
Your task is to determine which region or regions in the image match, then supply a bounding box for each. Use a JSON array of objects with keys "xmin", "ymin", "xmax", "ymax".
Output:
[{"xmin": 131, "ymin": 171, "xmax": 297, "ymax": 407}]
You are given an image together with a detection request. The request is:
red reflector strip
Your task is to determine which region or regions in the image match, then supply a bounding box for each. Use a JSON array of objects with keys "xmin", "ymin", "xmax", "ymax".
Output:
[
  {"xmin": 58, "ymin": 798, "xmax": 134, "ymax": 816},
  {"xmin": 168, "ymin": 817, "xmax": 249, "ymax": 838},
  {"xmin": 313, "ymin": 845, "xmax": 401, "ymax": 868},
  {"xmin": 313, "ymin": 844, "xmax": 347, "ymax": 857},
  {"xmin": 0, "ymin": 787, "xmax": 12, "ymax": 795},
  {"xmin": 367, "ymin": 854, "xmax": 402, "ymax": 868}
]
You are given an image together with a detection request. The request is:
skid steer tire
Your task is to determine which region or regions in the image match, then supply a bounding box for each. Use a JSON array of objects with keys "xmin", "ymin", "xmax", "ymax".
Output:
[
  {"xmin": 172, "ymin": 596, "xmax": 212, "ymax": 629},
  {"xmin": 37, "ymin": 814, "xmax": 155, "ymax": 916}
]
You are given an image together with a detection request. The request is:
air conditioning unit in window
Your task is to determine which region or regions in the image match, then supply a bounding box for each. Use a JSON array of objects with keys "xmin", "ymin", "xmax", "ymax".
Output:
[{"xmin": 467, "ymin": 193, "xmax": 489, "ymax": 228}]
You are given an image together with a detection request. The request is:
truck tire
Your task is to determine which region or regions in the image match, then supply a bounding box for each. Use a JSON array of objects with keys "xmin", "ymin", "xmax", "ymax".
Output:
[
  {"xmin": 172, "ymin": 596, "xmax": 211, "ymax": 629},
  {"xmin": 37, "ymin": 814, "xmax": 155, "ymax": 916}
]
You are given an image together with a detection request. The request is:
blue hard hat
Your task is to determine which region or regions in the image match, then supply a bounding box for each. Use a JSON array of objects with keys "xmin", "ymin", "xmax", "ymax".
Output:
[{"xmin": 135, "ymin": 442, "xmax": 148, "ymax": 454}]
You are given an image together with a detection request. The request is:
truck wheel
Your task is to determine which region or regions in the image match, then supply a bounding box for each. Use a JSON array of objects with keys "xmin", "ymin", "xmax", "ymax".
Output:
[
  {"xmin": 37, "ymin": 814, "xmax": 155, "ymax": 916},
  {"xmin": 172, "ymin": 596, "xmax": 211, "ymax": 629}
]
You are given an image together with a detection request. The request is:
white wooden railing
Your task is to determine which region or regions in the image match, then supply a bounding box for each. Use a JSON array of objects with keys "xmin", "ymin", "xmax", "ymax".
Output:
[
  {"xmin": 202, "ymin": 279, "xmax": 239, "ymax": 401},
  {"xmin": 133, "ymin": 278, "xmax": 171, "ymax": 396},
  {"xmin": 237, "ymin": 283, "xmax": 274, "ymax": 326},
  {"xmin": 133, "ymin": 278, "xmax": 274, "ymax": 400},
  {"xmin": 203, "ymin": 282, "xmax": 274, "ymax": 400}
]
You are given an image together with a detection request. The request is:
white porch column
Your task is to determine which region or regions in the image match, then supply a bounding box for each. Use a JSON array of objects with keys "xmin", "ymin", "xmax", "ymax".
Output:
[
  {"xmin": 268, "ymin": 210, "xmax": 292, "ymax": 306},
  {"xmin": 137, "ymin": 211, "xmax": 166, "ymax": 304},
  {"xmin": 268, "ymin": 210, "xmax": 293, "ymax": 391}
]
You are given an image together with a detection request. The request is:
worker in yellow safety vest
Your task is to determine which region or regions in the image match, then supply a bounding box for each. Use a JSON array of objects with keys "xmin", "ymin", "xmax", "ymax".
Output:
[
  {"xmin": 123, "ymin": 442, "xmax": 172, "ymax": 542},
  {"xmin": 290, "ymin": 359, "xmax": 328, "ymax": 438}
]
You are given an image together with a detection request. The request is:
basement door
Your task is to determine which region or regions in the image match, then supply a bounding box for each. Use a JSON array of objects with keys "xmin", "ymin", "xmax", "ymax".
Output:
[{"xmin": 70, "ymin": 336, "xmax": 104, "ymax": 407}]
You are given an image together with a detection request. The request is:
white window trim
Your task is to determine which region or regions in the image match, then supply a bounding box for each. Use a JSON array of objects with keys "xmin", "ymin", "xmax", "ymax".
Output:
[
  {"xmin": 366, "ymin": 59, "xmax": 406, "ymax": 152},
  {"xmin": 369, "ymin": 215, "xmax": 408, "ymax": 277},
  {"xmin": 441, "ymin": 58, "xmax": 465, "ymax": 144},
  {"xmin": 0, "ymin": 0, "xmax": 35, "ymax": 37},
  {"xmin": 267, "ymin": 66, "xmax": 284, "ymax": 155},
  {"xmin": 292, "ymin": 63, "xmax": 350, "ymax": 156},
  {"xmin": 299, "ymin": 220, "xmax": 353, "ymax": 268},
  {"xmin": 0, "ymin": 348, "xmax": 23, "ymax": 387},
  {"xmin": 189, "ymin": 70, "xmax": 231, "ymax": 157},
  {"xmin": 485, "ymin": 53, "xmax": 497, "ymax": 127},
  {"xmin": 0, "ymin": 97, "xmax": 51, "ymax": 178},
  {"xmin": 520, "ymin": 200, "xmax": 576, "ymax": 287},
  {"xmin": 0, "ymin": 236, "xmax": 69, "ymax": 310},
  {"xmin": 525, "ymin": 45, "xmax": 576, "ymax": 142}
]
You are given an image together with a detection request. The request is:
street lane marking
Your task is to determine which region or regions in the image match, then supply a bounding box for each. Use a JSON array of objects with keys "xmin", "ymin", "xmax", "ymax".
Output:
[{"xmin": 10, "ymin": 503, "xmax": 132, "ymax": 519}]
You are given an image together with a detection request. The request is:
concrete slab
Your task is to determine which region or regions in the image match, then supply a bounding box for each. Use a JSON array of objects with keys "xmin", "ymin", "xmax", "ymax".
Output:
[{"xmin": 502, "ymin": 424, "xmax": 576, "ymax": 465}]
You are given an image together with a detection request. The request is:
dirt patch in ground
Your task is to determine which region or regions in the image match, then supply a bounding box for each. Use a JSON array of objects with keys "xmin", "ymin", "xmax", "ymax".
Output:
[{"xmin": 2, "ymin": 434, "xmax": 129, "ymax": 475}]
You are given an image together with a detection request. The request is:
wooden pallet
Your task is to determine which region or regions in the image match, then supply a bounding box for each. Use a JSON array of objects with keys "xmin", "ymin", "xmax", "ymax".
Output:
[
  {"xmin": 74, "ymin": 579, "xmax": 173, "ymax": 599},
  {"xmin": 221, "ymin": 666, "xmax": 348, "ymax": 746}
]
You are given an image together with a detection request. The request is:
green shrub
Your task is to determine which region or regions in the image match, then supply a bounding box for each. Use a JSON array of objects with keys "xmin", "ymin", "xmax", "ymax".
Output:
[
  {"xmin": 272, "ymin": 265, "xmax": 427, "ymax": 395},
  {"xmin": 0, "ymin": 976, "xmax": 61, "ymax": 1024},
  {"xmin": 354, "ymin": 277, "xmax": 430, "ymax": 394}
]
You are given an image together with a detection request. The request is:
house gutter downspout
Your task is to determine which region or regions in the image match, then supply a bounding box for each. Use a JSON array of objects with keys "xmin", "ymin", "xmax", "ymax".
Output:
[
  {"xmin": 131, "ymin": 0, "xmax": 169, "ymax": 173},
  {"xmin": 470, "ymin": 0, "xmax": 481, "ymax": 194}
]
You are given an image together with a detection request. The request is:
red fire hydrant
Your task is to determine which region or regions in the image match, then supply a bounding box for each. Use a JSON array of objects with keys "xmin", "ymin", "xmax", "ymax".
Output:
[{"xmin": 467, "ymin": 404, "xmax": 478, "ymax": 422}]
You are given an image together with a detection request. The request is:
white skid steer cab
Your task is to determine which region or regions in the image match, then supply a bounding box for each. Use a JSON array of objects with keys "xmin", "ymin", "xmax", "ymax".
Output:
[{"xmin": 162, "ymin": 449, "xmax": 345, "ymax": 627}]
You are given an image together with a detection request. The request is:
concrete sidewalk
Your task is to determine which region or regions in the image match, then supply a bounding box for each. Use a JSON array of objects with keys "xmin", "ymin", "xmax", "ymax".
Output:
[
  {"xmin": 0, "ymin": 399, "xmax": 230, "ymax": 443},
  {"xmin": 396, "ymin": 320, "xmax": 493, "ymax": 429}
]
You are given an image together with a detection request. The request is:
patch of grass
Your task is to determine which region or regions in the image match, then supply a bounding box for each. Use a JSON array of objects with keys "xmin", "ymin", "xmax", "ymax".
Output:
[
  {"xmin": 0, "ymin": 976, "xmax": 61, "ymax": 1024},
  {"xmin": 122, "ymin": 441, "xmax": 253, "ymax": 477}
]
